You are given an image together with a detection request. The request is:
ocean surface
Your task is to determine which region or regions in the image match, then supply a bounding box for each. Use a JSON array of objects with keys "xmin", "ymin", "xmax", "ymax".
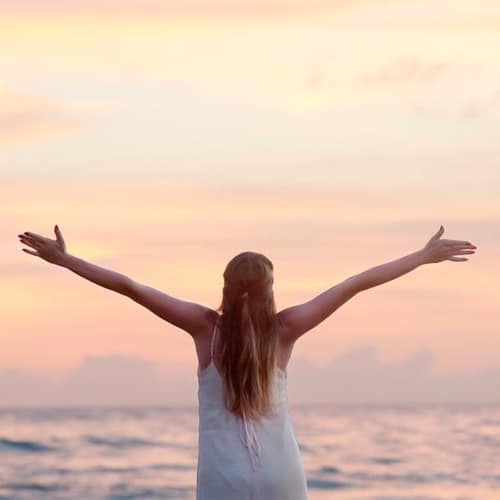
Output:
[{"xmin": 0, "ymin": 403, "xmax": 499, "ymax": 499}]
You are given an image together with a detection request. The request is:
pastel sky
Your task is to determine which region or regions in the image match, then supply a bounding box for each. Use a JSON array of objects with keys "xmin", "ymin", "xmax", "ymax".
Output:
[{"xmin": 2, "ymin": 1, "xmax": 499, "ymax": 390}]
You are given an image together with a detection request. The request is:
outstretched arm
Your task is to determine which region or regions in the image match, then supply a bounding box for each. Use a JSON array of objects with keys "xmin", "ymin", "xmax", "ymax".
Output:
[
  {"xmin": 351, "ymin": 249, "xmax": 426, "ymax": 293},
  {"xmin": 17, "ymin": 226, "xmax": 212, "ymax": 337},
  {"xmin": 351, "ymin": 225, "xmax": 477, "ymax": 292},
  {"xmin": 58, "ymin": 253, "xmax": 133, "ymax": 295},
  {"xmin": 19, "ymin": 225, "xmax": 135, "ymax": 295},
  {"xmin": 278, "ymin": 225, "xmax": 477, "ymax": 344}
]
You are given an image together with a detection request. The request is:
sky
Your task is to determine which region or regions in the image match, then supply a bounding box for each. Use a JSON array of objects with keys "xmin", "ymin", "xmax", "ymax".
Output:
[{"xmin": 1, "ymin": 0, "xmax": 499, "ymax": 404}]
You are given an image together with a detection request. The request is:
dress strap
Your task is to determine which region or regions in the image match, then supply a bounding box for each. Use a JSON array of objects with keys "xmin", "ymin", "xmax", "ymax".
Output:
[{"xmin": 210, "ymin": 315, "xmax": 219, "ymax": 360}]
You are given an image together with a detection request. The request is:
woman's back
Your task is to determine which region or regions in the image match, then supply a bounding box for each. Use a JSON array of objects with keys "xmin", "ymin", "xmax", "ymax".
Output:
[{"xmin": 196, "ymin": 314, "xmax": 309, "ymax": 500}]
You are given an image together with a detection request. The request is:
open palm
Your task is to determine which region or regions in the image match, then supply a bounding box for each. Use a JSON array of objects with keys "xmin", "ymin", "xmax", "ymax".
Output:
[
  {"xmin": 423, "ymin": 225, "xmax": 477, "ymax": 263},
  {"xmin": 18, "ymin": 225, "xmax": 67, "ymax": 264}
]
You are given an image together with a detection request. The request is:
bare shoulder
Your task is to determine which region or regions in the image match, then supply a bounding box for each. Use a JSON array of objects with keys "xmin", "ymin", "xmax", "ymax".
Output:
[
  {"xmin": 275, "ymin": 276, "xmax": 359, "ymax": 344},
  {"xmin": 275, "ymin": 313, "xmax": 295, "ymax": 370},
  {"xmin": 193, "ymin": 310, "xmax": 220, "ymax": 368},
  {"xmin": 275, "ymin": 310, "xmax": 295, "ymax": 346},
  {"xmin": 195, "ymin": 309, "xmax": 220, "ymax": 343}
]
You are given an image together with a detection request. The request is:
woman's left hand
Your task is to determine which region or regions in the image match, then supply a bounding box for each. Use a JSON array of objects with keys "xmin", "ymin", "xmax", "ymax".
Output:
[{"xmin": 18, "ymin": 225, "xmax": 67, "ymax": 265}]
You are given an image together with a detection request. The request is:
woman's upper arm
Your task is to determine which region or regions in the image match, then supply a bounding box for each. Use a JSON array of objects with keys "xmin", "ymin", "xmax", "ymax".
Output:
[
  {"xmin": 125, "ymin": 279, "xmax": 214, "ymax": 338},
  {"xmin": 277, "ymin": 276, "xmax": 359, "ymax": 345}
]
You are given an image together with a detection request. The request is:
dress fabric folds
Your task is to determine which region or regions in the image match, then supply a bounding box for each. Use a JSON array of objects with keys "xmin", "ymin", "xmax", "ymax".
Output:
[{"xmin": 196, "ymin": 315, "xmax": 309, "ymax": 500}]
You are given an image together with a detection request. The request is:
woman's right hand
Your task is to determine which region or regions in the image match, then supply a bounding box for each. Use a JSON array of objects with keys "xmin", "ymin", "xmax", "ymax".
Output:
[
  {"xmin": 18, "ymin": 225, "xmax": 67, "ymax": 265},
  {"xmin": 422, "ymin": 225, "xmax": 477, "ymax": 264}
]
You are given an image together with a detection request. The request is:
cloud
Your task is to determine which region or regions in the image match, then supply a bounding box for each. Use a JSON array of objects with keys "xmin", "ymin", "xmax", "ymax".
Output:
[
  {"xmin": 460, "ymin": 89, "xmax": 500, "ymax": 119},
  {"xmin": 291, "ymin": 347, "xmax": 500, "ymax": 404},
  {"xmin": 359, "ymin": 56, "xmax": 451, "ymax": 87},
  {"xmin": 0, "ymin": 0, "xmax": 399, "ymax": 20},
  {"xmin": 0, "ymin": 355, "xmax": 195, "ymax": 407},
  {"xmin": 0, "ymin": 87, "xmax": 86, "ymax": 145},
  {"xmin": 2, "ymin": 347, "xmax": 500, "ymax": 407}
]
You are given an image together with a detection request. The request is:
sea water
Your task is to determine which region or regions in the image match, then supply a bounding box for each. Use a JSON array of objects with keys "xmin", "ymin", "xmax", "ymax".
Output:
[{"xmin": 1, "ymin": 404, "xmax": 499, "ymax": 499}]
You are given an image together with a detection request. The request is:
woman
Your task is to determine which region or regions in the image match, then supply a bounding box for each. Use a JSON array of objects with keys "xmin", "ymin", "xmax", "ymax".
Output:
[{"xmin": 17, "ymin": 224, "xmax": 477, "ymax": 499}]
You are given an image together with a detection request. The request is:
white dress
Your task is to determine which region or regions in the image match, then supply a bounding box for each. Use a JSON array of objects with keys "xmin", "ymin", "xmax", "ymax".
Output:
[{"xmin": 196, "ymin": 315, "xmax": 309, "ymax": 500}]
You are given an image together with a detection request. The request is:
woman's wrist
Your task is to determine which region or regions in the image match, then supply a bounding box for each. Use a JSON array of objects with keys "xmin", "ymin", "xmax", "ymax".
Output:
[
  {"xmin": 416, "ymin": 248, "xmax": 431, "ymax": 265},
  {"xmin": 56, "ymin": 252, "xmax": 73, "ymax": 268}
]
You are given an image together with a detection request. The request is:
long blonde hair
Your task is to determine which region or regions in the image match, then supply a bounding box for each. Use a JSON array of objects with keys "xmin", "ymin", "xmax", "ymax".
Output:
[{"xmin": 215, "ymin": 251, "xmax": 281, "ymax": 421}]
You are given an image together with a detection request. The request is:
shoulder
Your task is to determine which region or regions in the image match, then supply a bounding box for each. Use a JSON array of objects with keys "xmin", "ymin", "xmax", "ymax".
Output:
[{"xmin": 193, "ymin": 309, "xmax": 220, "ymax": 342}]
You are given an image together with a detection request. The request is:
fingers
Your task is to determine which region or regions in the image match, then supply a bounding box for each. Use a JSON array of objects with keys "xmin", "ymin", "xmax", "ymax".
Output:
[
  {"xmin": 451, "ymin": 240, "xmax": 476, "ymax": 247},
  {"xmin": 18, "ymin": 235, "xmax": 41, "ymax": 249},
  {"xmin": 18, "ymin": 234, "xmax": 42, "ymax": 257},
  {"xmin": 19, "ymin": 238, "xmax": 39, "ymax": 248},
  {"xmin": 18, "ymin": 233, "xmax": 36, "ymax": 241},
  {"xmin": 449, "ymin": 247, "xmax": 476, "ymax": 258},
  {"xmin": 54, "ymin": 224, "xmax": 65, "ymax": 244},
  {"xmin": 448, "ymin": 256, "xmax": 468, "ymax": 262},
  {"xmin": 23, "ymin": 231, "xmax": 48, "ymax": 242},
  {"xmin": 430, "ymin": 225, "xmax": 444, "ymax": 241},
  {"xmin": 20, "ymin": 242, "xmax": 40, "ymax": 252},
  {"xmin": 451, "ymin": 251, "xmax": 475, "ymax": 257},
  {"xmin": 444, "ymin": 240, "xmax": 477, "ymax": 249},
  {"xmin": 22, "ymin": 248, "xmax": 41, "ymax": 257}
]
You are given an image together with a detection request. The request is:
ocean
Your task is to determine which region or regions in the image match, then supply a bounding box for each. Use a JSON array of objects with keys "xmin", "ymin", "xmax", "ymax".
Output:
[{"xmin": 1, "ymin": 404, "xmax": 499, "ymax": 499}]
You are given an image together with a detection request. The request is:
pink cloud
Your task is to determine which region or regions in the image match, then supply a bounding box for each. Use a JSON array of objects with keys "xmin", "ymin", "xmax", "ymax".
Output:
[
  {"xmin": 460, "ymin": 88, "xmax": 500, "ymax": 119},
  {"xmin": 359, "ymin": 56, "xmax": 451, "ymax": 87},
  {"xmin": 0, "ymin": 0, "xmax": 400, "ymax": 20},
  {"xmin": 0, "ymin": 88, "xmax": 86, "ymax": 145}
]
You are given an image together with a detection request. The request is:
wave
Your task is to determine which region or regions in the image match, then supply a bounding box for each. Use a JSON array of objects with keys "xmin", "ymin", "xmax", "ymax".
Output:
[
  {"xmin": 2, "ymin": 482, "xmax": 58, "ymax": 492},
  {"xmin": 319, "ymin": 465, "xmax": 342, "ymax": 474},
  {"xmin": 307, "ymin": 478, "xmax": 353, "ymax": 490},
  {"xmin": 105, "ymin": 485, "xmax": 191, "ymax": 499},
  {"xmin": 370, "ymin": 456, "xmax": 403, "ymax": 465},
  {"xmin": 83, "ymin": 435, "xmax": 162, "ymax": 448},
  {"xmin": 0, "ymin": 437, "xmax": 52, "ymax": 453}
]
